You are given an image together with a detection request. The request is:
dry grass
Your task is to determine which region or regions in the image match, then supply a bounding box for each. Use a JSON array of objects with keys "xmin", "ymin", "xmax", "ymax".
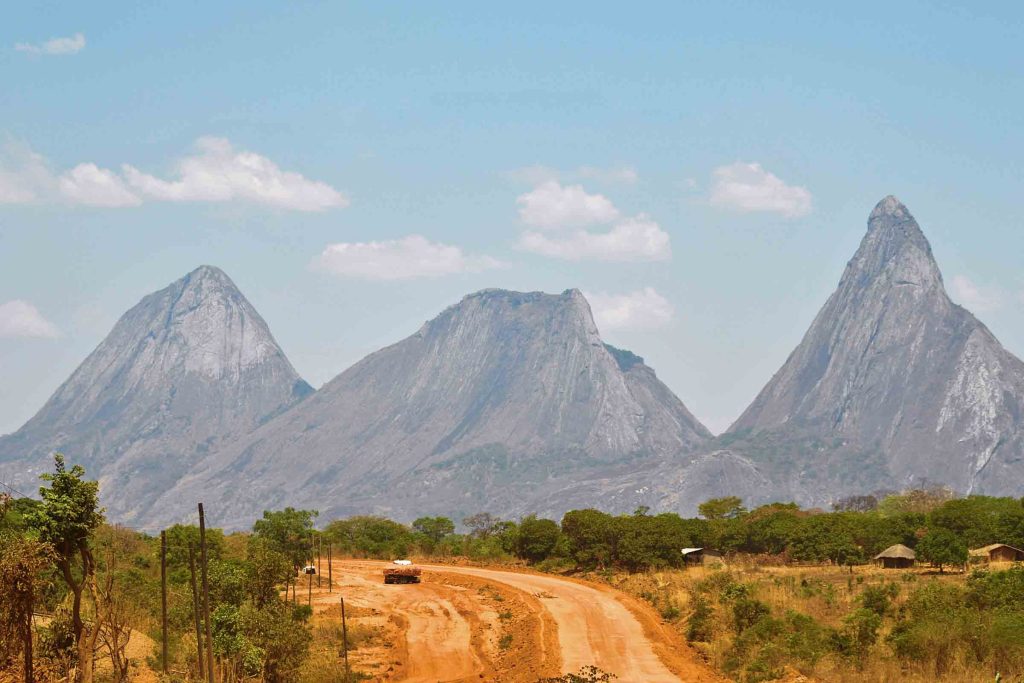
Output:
[{"xmin": 592, "ymin": 562, "xmax": 1003, "ymax": 683}]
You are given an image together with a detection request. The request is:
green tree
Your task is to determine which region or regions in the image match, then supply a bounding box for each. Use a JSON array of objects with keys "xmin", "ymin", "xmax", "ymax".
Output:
[
  {"xmin": 246, "ymin": 537, "xmax": 293, "ymax": 608},
  {"xmin": 561, "ymin": 509, "xmax": 615, "ymax": 569},
  {"xmin": 699, "ymin": 496, "xmax": 748, "ymax": 520},
  {"xmin": 325, "ymin": 515, "xmax": 413, "ymax": 558},
  {"xmin": 411, "ymin": 516, "xmax": 455, "ymax": 545},
  {"xmin": 27, "ymin": 453, "xmax": 105, "ymax": 682},
  {"xmin": 163, "ymin": 523, "xmax": 226, "ymax": 569},
  {"xmin": 252, "ymin": 507, "xmax": 318, "ymax": 570},
  {"xmin": 462, "ymin": 512, "xmax": 504, "ymax": 539},
  {"xmin": 516, "ymin": 515, "xmax": 560, "ymax": 562},
  {"xmin": 917, "ymin": 528, "xmax": 968, "ymax": 573}
]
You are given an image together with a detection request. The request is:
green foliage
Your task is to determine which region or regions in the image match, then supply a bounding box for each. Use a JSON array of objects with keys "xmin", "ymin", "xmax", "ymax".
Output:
[
  {"xmin": 699, "ymin": 496, "xmax": 748, "ymax": 520},
  {"xmin": 411, "ymin": 516, "xmax": 455, "ymax": 545},
  {"xmin": 252, "ymin": 507, "xmax": 319, "ymax": 569},
  {"xmin": 859, "ymin": 582, "xmax": 898, "ymax": 616},
  {"xmin": 325, "ymin": 516, "xmax": 413, "ymax": 558},
  {"xmin": 561, "ymin": 509, "xmax": 615, "ymax": 569},
  {"xmin": 28, "ymin": 454, "xmax": 104, "ymax": 561},
  {"xmin": 732, "ymin": 597, "xmax": 771, "ymax": 634},
  {"xmin": 164, "ymin": 523, "xmax": 226, "ymax": 569},
  {"xmin": 838, "ymin": 608, "xmax": 882, "ymax": 662},
  {"xmin": 516, "ymin": 515, "xmax": 561, "ymax": 562},
  {"xmin": 686, "ymin": 595, "xmax": 714, "ymax": 642},
  {"xmin": 725, "ymin": 610, "xmax": 834, "ymax": 683},
  {"xmin": 917, "ymin": 528, "xmax": 968, "ymax": 572},
  {"xmin": 246, "ymin": 536, "xmax": 293, "ymax": 608}
]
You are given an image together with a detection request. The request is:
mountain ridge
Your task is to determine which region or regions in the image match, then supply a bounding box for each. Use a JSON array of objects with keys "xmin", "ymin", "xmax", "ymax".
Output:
[{"xmin": 145, "ymin": 286, "xmax": 711, "ymax": 528}]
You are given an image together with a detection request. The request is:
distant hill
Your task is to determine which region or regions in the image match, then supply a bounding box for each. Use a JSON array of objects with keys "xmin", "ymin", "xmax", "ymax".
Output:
[
  {"xmin": 6, "ymin": 196, "xmax": 1024, "ymax": 528},
  {"xmin": 147, "ymin": 288, "xmax": 711, "ymax": 528},
  {"xmin": 720, "ymin": 196, "xmax": 1024, "ymax": 504},
  {"xmin": 0, "ymin": 266, "xmax": 311, "ymax": 524}
]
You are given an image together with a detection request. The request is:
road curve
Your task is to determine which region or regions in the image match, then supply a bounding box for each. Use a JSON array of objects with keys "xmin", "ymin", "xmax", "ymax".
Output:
[{"xmin": 422, "ymin": 564, "xmax": 702, "ymax": 682}]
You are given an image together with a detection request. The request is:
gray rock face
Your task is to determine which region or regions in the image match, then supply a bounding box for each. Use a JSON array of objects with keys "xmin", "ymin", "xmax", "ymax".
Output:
[
  {"xmin": 725, "ymin": 196, "xmax": 1024, "ymax": 503},
  {"xmin": 149, "ymin": 288, "xmax": 711, "ymax": 528},
  {"xmin": 0, "ymin": 266, "xmax": 311, "ymax": 524}
]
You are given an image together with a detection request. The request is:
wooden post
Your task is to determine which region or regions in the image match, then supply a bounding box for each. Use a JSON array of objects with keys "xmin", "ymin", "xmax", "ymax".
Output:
[
  {"xmin": 317, "ymin": 535, "xmax": 322, "ymax": 589},
  {"xmin": 160, "ymin": 530, "xmax": 168, "ymax": 674},
  {"xmin": 308, "ymin": 569, "xmax": 312, "ymax": 606},
  {"xmin": 328, "ymin": 544, "xmax": 333, "ymax": 593},
  {"xmin": 188, "ymin": 546, "xmax": 205, "ymax": 680},
  {"xmin": 199, "ymin": 503, "xmax": 215, "ymax": 683},
  {"xmin": 23, "ymin": 588, "xmax": 33, "ymax": 683},
  {"xmin": 340, "ymin": 596, "xmax": 350, "ymax": 678}
]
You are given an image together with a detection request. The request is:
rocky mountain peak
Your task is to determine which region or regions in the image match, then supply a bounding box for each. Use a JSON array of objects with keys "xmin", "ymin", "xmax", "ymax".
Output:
[
  {"xmin": 726, "ymin": 196, "xmax": 1024, "ymax": 507},
  {"xmin": 147, "ymin": 287, "xmax": 710, "ymax": 529},
  {"xmin": 0, "ymin": 266, "xmax": 310, "ymax": 525},
  {"xmin": 850, "ymin": 195, "xmax": 940, "ymax": 289}
]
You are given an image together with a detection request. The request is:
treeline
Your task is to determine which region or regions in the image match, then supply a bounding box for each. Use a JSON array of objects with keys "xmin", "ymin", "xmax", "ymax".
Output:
[
  {"xmin": 320, "ymin": 492, "xmax": 1024, "ymax": 573},
  {"xmin": 0, "ymin": 458, "xmax": 329, "ymax": 683}
]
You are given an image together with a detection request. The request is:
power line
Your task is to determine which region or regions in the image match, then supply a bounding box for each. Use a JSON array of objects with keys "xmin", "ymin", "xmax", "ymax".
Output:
[{"xmin": 0, "ymin": 479, "xmax": 32, "ymax": 498}]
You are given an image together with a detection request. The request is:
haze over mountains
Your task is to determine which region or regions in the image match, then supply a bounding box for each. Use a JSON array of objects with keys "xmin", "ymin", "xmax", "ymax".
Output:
[{"xmin": 2, "ymin": 196, "xmax": 1022, "ymax": 528}]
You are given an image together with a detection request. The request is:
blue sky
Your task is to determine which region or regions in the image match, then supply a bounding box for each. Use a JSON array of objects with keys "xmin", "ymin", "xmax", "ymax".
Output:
[{"xmin": 1, "ymin": 2, "xmax": 1022, "ymax": 435}]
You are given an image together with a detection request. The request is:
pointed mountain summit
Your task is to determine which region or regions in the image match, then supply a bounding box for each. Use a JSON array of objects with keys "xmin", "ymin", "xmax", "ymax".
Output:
[
  {"xmin": 0, "ymin": 266, "xmax": 311, "ymax": 524},
  {"xmin": 728, "ymin": 196, "xmax": 1024, "ymax": 501},
  {"xmin": 149, "ymin": 288, "xmax": 711, "ymax": 528}
]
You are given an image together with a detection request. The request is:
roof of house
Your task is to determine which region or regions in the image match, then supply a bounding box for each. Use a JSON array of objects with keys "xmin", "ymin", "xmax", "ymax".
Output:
[
  {"xmin": 969, "ymin": 543, "xmax": 1024, "ymax": 557},
  {"xmin": 874, "ymin": 544, "xmax": 916, "ymax": 560},
  {"xmin": 681, "ymin": 547, "xmax": 703, "ymax": 555}
]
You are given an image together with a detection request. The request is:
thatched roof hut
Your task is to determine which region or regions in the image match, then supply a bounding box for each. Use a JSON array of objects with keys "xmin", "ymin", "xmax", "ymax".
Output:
[
  {"xmin": 969, "ymin": 544, "xmax": 1024, "ymax": 563},
  {"xmin": 875, "ymin": 544, "xmax": 916, "ymax": 569}
]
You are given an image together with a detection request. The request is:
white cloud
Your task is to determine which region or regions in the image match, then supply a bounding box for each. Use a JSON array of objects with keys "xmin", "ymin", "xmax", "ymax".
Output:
[
  {"xmin": 516, "ymin": 180, "xmax": 619, "ymax": 229},
  {"xmin": 15, "ymin": 33, "xmax": 85, "ymax": 56},
  {"xmin": 951, "ymin": 275, "xmax": 1003, "ymax": 313},
  {"xmin": 584, "ymin": 287, "xmax": 674, "ymax": 331},
  {"xmin": 123, "ymin": 137, "xmax": 347, "ymax": 211},
  {"xmin": 709, "ymin": 162, "xmax": 812, "ymax": 218},
  {"xmin": 519, "ymin": 214, "xmax": 671, "ymax": 262},
  {"xmin": 312, "ymin": 235, "xmax": 501, "ymax": 281},
  {"xmin": 0, "ymin": 137, "xmax": 347, "ymax": 211},
  {"xmin": 58, "ymin": 163, "xmax": 141, "ymax": 207},
  {"xmin": 0, "ymin": 301, "xmax": 59, "ymax": 338}
]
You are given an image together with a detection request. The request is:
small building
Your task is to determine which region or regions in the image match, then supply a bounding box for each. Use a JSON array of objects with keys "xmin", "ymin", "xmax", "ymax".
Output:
[
  {"xmin": 681, "ymin": 547, "xmax": 724, "ymax": 566},
  {"xmin": 874, "ymin": 544, "xmax": 916, "ymax": 569},
  {"xmin": 969, "ymin": 544, "xmax": 1024, "ymax": 564}
]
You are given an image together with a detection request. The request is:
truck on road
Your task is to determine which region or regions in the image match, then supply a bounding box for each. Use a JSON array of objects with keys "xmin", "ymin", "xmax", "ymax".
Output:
[{"xmin": 383, "ymin": 560, "xmax": 422, "ymax": 584}]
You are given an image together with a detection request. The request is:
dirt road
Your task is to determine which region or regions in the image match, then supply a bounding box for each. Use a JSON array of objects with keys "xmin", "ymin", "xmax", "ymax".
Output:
[{"xmin": 327, "ymin": 560, "xmax": 724, "ymax": 683}]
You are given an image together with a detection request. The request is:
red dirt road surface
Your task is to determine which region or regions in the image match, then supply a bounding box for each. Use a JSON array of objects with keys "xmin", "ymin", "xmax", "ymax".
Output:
[{"xmin": 324, "ymin": 560, "xmax": 726, "ymax": 683}]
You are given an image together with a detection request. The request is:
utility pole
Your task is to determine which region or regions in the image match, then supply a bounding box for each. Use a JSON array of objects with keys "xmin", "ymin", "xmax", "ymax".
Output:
[
  {"xmin": 160, "ymin": 530, "xmax": 168, "ymax": 674},
  {"xmin": 188, "ymin": 546, "xmax": 205, "ymax": 680},
  {"xmin": 199, "ymin": 503, "xmax": 215, "ymax": 683},
  {"xmin": 327, "ymin": 544, "xmax": 333, "ymax": 593},
  {"xmin": 308, "ymin": 567, "xmax": 312, "ymax": 606},
  {"xmin": 317, "ymin": 535, "xmax": 322, "ymax": 589}
]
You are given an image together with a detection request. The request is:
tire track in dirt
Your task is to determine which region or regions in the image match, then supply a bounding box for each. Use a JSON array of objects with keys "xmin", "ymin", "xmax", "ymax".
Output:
[{"xmin": 329, "ymin": 560, "xmax": 724, "ymax": 682}]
